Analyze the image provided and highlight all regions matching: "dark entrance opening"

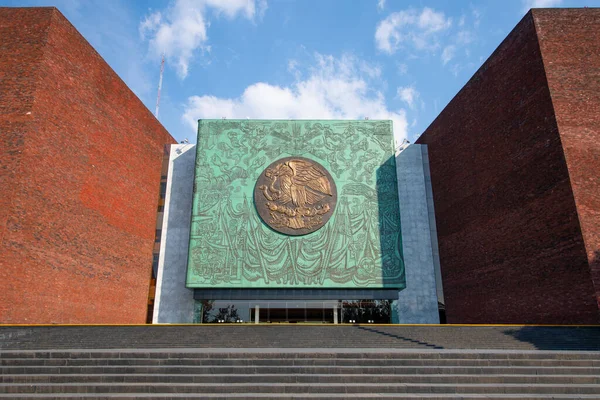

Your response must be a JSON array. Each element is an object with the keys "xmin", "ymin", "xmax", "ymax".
[{"xmin": 199, "ymin": 299, "xmax": 392, "ymax": 324}]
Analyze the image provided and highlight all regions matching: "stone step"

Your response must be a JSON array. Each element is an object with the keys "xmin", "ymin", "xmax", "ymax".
[
  {"xmin": 2, "ymin": 357, "xmax": 599, "ymax": 367},
  {"xmin": 6, "ymin": 341, "xmax": 599, "ymax": 349},
  {"xmin": 3, "ymin": 351, "xmax": 600, "ymax": 360},
  {"xmin": 3, "ymin": 394, "xmax": 600, "ymax": 399},
  {"xmin": 1, "ymin": 382, "xmax": 600, "ymax": 395},
  {"xmin": 8, "ymin": 343, "xmax": 583, "ymax": 348},
  {"xmin": 2, "ymin": 365, "xmax": 599, "ymax": 375},
  {"xmin": 1, "ymin": 373, "xmax": 599, "ymax": 385}
]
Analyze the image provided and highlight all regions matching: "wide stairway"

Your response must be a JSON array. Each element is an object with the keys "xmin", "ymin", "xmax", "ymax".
[{"xmin": 1, "ymin": 325, "xmax": 599, "ymax": 399}]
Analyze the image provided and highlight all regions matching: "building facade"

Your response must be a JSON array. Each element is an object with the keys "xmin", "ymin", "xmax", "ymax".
[
  {"xmin": 152, "ymin": 120, "xmax": 441, "ymax": 324},
  {"xmin": 0, "ymin": 7, "xmax": 175, "ymax": 324},
  {"xmin": 417, "ymin": 8, "xmax": 600, "ymax": 324},
  {"xmin": 1, "ymin": 7, "xmax": 598, "ymax": 325}
]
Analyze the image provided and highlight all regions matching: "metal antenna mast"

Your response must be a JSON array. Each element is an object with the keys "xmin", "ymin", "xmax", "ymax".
[{"xmin": 154, "ymin": 53, "xmax": 165, "ymax": 118}]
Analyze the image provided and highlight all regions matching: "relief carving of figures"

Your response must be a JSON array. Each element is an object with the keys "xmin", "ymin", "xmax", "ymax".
[{"xmin": 188, "ymin": 120, "xmax": 405, "ymax": 288}]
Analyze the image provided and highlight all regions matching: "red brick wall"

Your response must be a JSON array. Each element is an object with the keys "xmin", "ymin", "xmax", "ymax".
[
  {"xmin": 0, "ymin": 8, "xmax": 176, "ymax": 323},
  {"xmin": 416, "ymin": 11, "xmax": 599, "ymax": 324},
  {"xmin": 534, "ymin": 8, "xmax": 600, "ymax": 312},
  {"xmin": 0, "ymin": 8, "xmax": 53, "ymax": 268}
]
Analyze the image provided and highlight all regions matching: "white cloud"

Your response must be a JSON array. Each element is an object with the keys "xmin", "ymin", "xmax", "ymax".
[
  {"xmin": 397, "ymin": 86, "xmax": 419, "ymax": 109},
  {"xmin": 377, "ymin": 0, "xmax": 385, "ymax": 11},
  {"xmin": 256, "ymin": 0, "xmax": 268, "ymax": 19},
  {"xmin": 418, "ymin": 8, "xmax": 452, "ymax": 33},
  {"xmin": 182, "ymin": 53, "xmax": 409, "ymax": 144},
  {"xmin": 359, "ymin": 61, "xmax": 382, "ymax": 79},
  {"xmin": 397, "ymin": 63, "xmax": 408, "ymax": 75},
  {"xmin": 456, "ymin": 30, "xmax": 475, "ymax": 45},
  {"xmin": 523, "ymin": 0, "xmax": 563, "ymax": 12},
  {"xmin": 204, "ymin": 0, "xmax": 257, "ymax": 18},
  {"xmin": 140, "ymin": 0, "xmax": 264, "ymax": 79},
  {"xmin": 439, "ymin": 12, "xmax": 478, "ymax": 69},
  {"xmin": 450, "ymin": 64, "xmax": 462, "ymax": 77},
  {"xmin": 375, "ymin": 7, "xmax": 451, "ymax": 54},
  {"xmin": 287, "ymin": 59, "xmax": 301, "ymax": 80},
  {"xmin": 471, "ymin": 6, "xmax": 482, "ymax": 27},
  {"xmin": 441, "ymin": 45, "xmax": 456, "ymax": 65}
]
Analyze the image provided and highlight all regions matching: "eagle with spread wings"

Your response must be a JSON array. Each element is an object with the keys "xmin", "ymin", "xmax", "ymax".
[{"xmin": 259, "ymin": 159, "xmax": 333, "ymax": 207}]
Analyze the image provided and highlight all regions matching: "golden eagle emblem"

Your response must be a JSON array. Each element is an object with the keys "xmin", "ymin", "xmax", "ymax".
[{"xmin": 255, "ymin": 157, "xmax": 337, "ymax": 235}]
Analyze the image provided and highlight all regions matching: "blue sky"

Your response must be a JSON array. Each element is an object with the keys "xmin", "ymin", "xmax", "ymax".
[{"xmin": 4, "ymin": 0, "xmax": 598, "ymax": 144}]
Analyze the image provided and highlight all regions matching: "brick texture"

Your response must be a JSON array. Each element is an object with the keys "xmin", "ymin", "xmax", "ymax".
[
  {"xmin": 0, "ymin": 8, "xmax": 175, "ymax": 323},
  {"xmin": 416, "ymin": 10, "xmax": 599, "ymax": 324},
  {"xmin": 534, "ymin": 8, "xmax": 600, "ymax": 312}
]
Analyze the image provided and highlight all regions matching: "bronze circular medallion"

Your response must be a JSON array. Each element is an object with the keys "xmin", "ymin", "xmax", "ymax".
[{"xmin": 254, "ymin": 156, "xmax": 337, "ymax": 236}]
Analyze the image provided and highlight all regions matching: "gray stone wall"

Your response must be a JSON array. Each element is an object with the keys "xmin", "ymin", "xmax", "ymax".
[
  {"xmin": 395, "ymin": 144, "xmax": 441, "ymax": 324},
  {"xmin": 152, "ymin": 144, "xmax": 196, "ymax": 323},
  {"xmin": 422, "ymin": 146, "xmax": 444, "ymax": 306}
]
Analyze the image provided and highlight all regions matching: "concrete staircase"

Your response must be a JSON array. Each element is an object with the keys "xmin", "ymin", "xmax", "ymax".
[
  {"xmin": 0, "ymin": 326, "xmax": 599, "ymax": 398},
  {"xmin": 1, "ymin": 349, "xmax": 600, "ymax": 398}
]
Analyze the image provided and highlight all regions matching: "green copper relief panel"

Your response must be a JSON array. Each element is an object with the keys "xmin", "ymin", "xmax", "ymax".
[{"xmin": 186, "ymin": 120, "xmax": 405, "ymax": 289}]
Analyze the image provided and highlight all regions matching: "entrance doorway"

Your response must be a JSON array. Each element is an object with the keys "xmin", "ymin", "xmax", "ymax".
[
  {"xmin": 250, "ymin": 301, "xmax": 336, "ymax": 324},
  {"xmin": 197, "ymin": 300, "xmax": 392, "ymax": 324}
]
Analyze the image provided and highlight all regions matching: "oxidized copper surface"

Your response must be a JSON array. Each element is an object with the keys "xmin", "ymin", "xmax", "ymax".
[{"xmin": 254, "ymin": 157, "xmax": 337, "ymax": 236}]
